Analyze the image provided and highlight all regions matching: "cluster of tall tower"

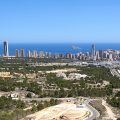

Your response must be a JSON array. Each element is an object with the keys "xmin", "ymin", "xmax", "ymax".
[
  {"xmin": 15, "ymin": 49, "xmax": 25, "ymax": 57},
  {"xmin": 2, "ymin": 41, "xmax": 119, "ymax": 61}
]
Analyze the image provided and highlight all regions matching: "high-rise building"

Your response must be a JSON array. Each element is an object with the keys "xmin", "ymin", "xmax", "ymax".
[
  {"xmin": 27, "ymin": 50, "xmax": 31, "ymax": 57},
  {"xmin": 99, "ymin": 50, "xmax": 103, "ymax": 60},
  {"xmin": 91, "ymin": 44, "xmax": 96, "ymax": 60},
  {"xmin": 15, "ymin": 49, "xmax": 19, "ymax": 57},
  {"xmin": 33, "ymin": 50, "xmax": 38, "ymax": 58},
  {"xmin": 45, "ymin": 52, "xmax": 49, "ymax": 58},
  {"xmin": 3, "ymin": 41, "xmax": 9, "ymax": 56},
  {"xmin": 48, "ymin": 52, "xmax": 52, "ymax": 58},
  {"xmin": 39, "ymin": 51, "xmax": 44, "ymax": 58},
  {"xmin": 66, "ymin": 53, "xmax": 72, "ymax": 59},
  {"xmin": 20, "ymin": 49, "xmax": 25, "ymax": 57},
  {"xmin": 96, "ymin": 51, "xmax": 100, "ymax": 60},
  {"xmin": 109, "ymin": 52, "xmax": 113, "ymax": 61}
]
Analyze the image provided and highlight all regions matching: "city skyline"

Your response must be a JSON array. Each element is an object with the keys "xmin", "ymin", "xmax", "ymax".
[
  {"xmin": 0, "ymin": 0, "xmax": 120, "ymax": 43},
  {"xmin": 1, "ymin": 41, "xmax": 120, "ymax": 61}
]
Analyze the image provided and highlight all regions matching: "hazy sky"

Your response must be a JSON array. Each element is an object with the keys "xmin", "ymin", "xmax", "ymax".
[{"xmin": 0, "ymin": 0, "xmax": 120, "ymax": 43}]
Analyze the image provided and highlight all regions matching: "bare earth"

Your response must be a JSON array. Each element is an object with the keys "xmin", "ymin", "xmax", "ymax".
[
  {"xmin": 45, "ymin": 68, "xmax": 77, "ymax": 73},
  {"xmin": 22, "ymin": 102, "xmax": 90, "ymax": 120}
]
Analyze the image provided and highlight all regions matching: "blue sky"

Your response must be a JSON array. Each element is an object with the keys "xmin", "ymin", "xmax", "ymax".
[{"xmin": 0, "ymin": 0, "xmax": 120, "ymax": 43}]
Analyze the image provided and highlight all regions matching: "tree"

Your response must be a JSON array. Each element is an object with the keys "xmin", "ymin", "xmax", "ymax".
[
  {"xmin": 37, "ymin": 103, "xmax": 44, "ymax": 110},
  {"xmin": 16, "ymin": 100, "xmax": 25, "ymax": 109},
  {"xmin": 26, "ymin": 92, "xmax": 32, "ymax": 98},
  {"xmin": 31, "ymin": 105, "xmax": 37, "ymax": 112},
  {"xmin": 50, "ymin": 99, "xmax": 55, "ymax": 106}
]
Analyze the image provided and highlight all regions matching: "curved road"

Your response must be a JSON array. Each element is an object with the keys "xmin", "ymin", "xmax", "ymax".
[{"xmin": 84, "ymin": 99, "xmax": 100, "ymax": 120}]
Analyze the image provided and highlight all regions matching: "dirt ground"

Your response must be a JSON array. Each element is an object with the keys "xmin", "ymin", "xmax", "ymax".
[{"xmin": 22, "ymin": 102, "xmax": 90, "ymax": 120}]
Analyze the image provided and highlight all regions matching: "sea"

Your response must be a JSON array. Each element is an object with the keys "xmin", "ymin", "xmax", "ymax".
[{"xmin": 0, "ymin": 43, "xmax": 120, "ymax": 56}]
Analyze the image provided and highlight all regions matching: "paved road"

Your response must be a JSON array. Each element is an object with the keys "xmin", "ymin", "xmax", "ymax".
[
  {"xmin": 20, "ymin": 97, "xmax": 76, "ymax": 102},
  {"xmin": 84, "ymin": 99, "xmax": 100, "ymax": 120}
]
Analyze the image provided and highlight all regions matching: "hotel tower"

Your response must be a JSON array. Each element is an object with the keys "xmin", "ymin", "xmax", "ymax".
[{"xmin": 3, "ymin": 41, "xmax": 9, "ymax": 56}]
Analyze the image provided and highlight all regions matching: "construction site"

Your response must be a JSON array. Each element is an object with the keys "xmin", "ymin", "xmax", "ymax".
[{"xmin": 23, "ymin": 99, "xmax": 91, "ymax": 120}]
